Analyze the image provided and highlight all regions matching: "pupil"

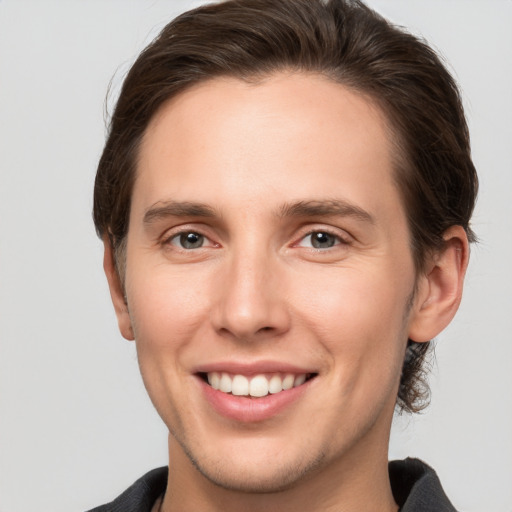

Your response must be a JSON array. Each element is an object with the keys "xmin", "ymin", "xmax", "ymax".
[
  {"xmin": 180, "ymin": 232, "xmax": 203, "ymax": 249},
  {"xmin": 312, "ymin": 232, "xmax": 335, "ymax": 248}
]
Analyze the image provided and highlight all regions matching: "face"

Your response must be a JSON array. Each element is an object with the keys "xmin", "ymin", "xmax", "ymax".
[{"xmin": 119, "ymin": 73, "xmax": 422, "ymax": 491}]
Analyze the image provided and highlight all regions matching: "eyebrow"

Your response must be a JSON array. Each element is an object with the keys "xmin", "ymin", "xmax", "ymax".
[
  {"xmin": 278, "ymin": 199, "xmax": 375, "ymax": 224},
  {"xmin": 143, "ymin": 200, "xmax": 217, "ymax": 225},
  {"xmin": 142, "ymin": 198, "xmax": 375, "ymax": 225}
]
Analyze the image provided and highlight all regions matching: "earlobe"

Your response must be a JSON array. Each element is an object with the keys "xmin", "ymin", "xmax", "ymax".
[
  {"xmin": 103, "ymin": 236, "xmax": 135, "ymax": 341},
  {"xmin": 408, "ymin": 226, "xmax": 469, "ymax": 343}
]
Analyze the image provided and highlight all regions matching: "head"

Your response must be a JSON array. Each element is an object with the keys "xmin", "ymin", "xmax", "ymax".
[{"xmin": 94, "ymin": 0, "xmax": 477, "ymax": 416}]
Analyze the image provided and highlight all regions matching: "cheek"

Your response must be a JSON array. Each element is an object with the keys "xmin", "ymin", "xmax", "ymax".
[
  {"xmin": 298, "ymin": 264, "xmax": 409, "ymax": 328},
  {"xmin": 126, "ymin": 266, "xmax": 211, "ymax": 357},
  {"xmin": 124, "ymin": 267, "xmax": 213, "ymax": 425},
  {"xmin": 294, "ymin": 265, "xmax": 411, "ymax": 375}
]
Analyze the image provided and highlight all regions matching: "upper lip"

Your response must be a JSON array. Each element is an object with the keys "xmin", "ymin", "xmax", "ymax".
[{"xmin": 193, "ymin": 360, "xmax": 317, "ymax": 376}]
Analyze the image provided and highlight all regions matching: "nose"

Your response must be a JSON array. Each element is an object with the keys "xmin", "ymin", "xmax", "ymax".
[{"xmin": 211, "ymin": 248, "xmax": 291, "ymax": 342}]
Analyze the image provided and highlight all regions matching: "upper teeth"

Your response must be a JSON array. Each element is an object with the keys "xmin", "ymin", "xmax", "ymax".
[{"xmin": 207, "ymin": 372, "xmax": 307, "ymax": 397}]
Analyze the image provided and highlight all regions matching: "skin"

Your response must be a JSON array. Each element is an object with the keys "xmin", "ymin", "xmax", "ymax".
[{"xmin": 104, "ymin": 73, "xmax": 469, "ymax": 512}]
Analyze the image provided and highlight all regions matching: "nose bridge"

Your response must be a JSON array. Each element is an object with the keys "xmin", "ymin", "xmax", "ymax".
[{"xmin": 213, "ymin": 240, "xmax": 289, "ymax": 340}]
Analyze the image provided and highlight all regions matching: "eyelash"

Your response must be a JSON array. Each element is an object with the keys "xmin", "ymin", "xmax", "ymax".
[
  {"xmin": 294, "ymin": 229, "xmax": 351, "ymax": 250},
  {"xmin": 163, "ymin": 230, "xmax": 216, "ymax": 250},
  {"xmin": 160, "ymin": 227, "xmax": 351, "ymax": 252}
]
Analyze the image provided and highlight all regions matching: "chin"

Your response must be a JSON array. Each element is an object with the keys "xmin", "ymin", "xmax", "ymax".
[{"xmin": 179, "ymin": 437, "xmax": 327, "ymax": 493}]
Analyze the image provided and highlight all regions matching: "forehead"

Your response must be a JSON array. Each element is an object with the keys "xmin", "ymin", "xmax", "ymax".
[{"xmin": 134, "ymin": 73, "xmax": 402, "ymax": 224}]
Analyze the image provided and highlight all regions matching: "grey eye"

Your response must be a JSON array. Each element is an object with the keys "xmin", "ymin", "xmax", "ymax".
[
  {"xmin": 179, "ymin": 232, "xmax": 204, "ymax": 249},
  {"xmin": 310, "ymin": 232, "xmax": 337, "ymax": 249}
]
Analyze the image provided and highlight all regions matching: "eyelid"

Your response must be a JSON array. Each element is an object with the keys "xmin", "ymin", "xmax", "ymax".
[
  {"xmin": 160, "ymin": 224, "xmax": 219, "ymax": 248},
  {"xmin": 169, "ymin": 233, "xmax": 215, "ymax": 248},
  {"xmin": 292, "ymin": 225, "xmax": 353, "ymax": 248},
  {"xmin": 158, "ymin": 223, "xmax": 352, "ymax": 250}
]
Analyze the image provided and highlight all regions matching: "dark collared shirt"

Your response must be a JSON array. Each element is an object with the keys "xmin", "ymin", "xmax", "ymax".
[{"xmin": 87, "ymin": 458, "xmax": 457, "ymax": 511}]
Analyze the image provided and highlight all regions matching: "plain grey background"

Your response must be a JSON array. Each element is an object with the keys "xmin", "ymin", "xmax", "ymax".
[{"xmin": 0, "ymin": 1, "xmax": 511, "ymax": 511}]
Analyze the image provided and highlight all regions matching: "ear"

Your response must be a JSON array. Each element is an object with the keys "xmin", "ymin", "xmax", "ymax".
[
  {"xmin": 103, "ymin": 236, "xmax": 134, "ymax": 341},
  {"xmin": 408, "ymin": 226, "xmax": 469, "ymax": 343}
]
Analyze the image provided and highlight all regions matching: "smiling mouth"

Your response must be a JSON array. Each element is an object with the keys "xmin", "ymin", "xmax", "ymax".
[{"xmin": 199, "ymin": 372, "xmax": 317, "ymax": 398}]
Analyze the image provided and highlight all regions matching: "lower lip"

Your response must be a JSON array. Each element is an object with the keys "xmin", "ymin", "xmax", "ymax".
[{"xmin": 198, "ymin": 376, "xmax": 312, "ymax": 423}]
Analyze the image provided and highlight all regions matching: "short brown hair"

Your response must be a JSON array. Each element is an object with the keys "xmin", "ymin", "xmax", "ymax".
[{"xmin": 93, "ymin": 0, "xmax": 478, "ymax": 413}]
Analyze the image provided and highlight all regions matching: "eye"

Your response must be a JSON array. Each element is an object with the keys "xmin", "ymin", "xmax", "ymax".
[
  {"xmin": 298, "ymin": 231, "xmax": 343, "ymax": 249},
  {"xmin": 169, "ymin": 231, "xmax": 208, "ymax": 249}
]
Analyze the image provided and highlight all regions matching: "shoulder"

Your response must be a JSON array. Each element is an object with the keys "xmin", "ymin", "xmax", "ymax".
[
  {"xmin": 86, "ymin": 467, "xmax": 168, "ymax": 512},
  {"xmin": 389, "ymin": 458, "xmax": 457, "ymax": 512}
]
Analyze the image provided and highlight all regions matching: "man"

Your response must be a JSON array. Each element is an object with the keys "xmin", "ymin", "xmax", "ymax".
[{"xmin": 89, "ymin": 0, "xmax": 477, "ymax": 510}]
